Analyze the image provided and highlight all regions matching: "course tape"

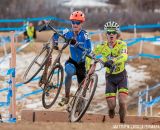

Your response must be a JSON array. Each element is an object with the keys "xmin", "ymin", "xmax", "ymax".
[
  {"xmin": 0, "ymin": 16, "xmax": 70, "ymax": 24},
  {"xmin": 0, "ymin": 16, "xmax": 160, "ymax": 31},
  {"xmin": 91, "ymin": 36, "xmax": 160, "ymax": 47},
  {"xmin": 0, "ymin": 68, "xmax": 15, "ymax": 76},
  {"xmin": 138, "ymin": 53, "xmax": 160, "ymax": 59},
  {"xmin": 145, "ymin": 96, "xmax": 160, "ymax": 107},
  {"xmin": 0, "ymin": 76, "xmax": 41, "ymax": 93},
  {"xmin": 0, "ymin": 39, "xmax": 32, "ymax": 64},
  {"xmin": 0, "ymin": 70, "xmax": 62, "ymax": 94},
  {"xmin": 129, "ymin": 53, "xmax": 160, "ymax": 60},
  {"xmin": 0, "ymin": 26, "xmax": 25, "ymax": 31},
  {"xmin": 1, "ymin": 118, "xmax": 16, "ymax": 123},
  {"xmin": 120, "ymin": 23, "xmax": 160, "ymax": 31},
  {"xmin": 0, "ymin": 76, "xmax": 41, "ymax": 107},
  {"xmin": 16, "ymin": 76, "xmax": 77, "ymax": 100},
  {"xmin": 0, "ymin": 16, "xmax": 70, "ymax": 31},
  {"xmin": 126, "ymin": 36, "xmax": 160, "ymax": 46},
  {"xmin": 139, "ymin": 83, "xmax": 160, "ymax": 97},
  {"xmin": 0, "ymin": 102, "xmax": 10, "ymax": 107}
]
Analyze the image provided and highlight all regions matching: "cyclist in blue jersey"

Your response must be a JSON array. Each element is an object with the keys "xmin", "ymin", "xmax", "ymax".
[{"xmin": 52, "ymin": 11, "xmax": 91, "ymax": 106}]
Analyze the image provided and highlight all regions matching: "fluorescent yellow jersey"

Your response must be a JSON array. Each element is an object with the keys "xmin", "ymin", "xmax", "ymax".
[
  {"xmin": 26, "ymin": 26, "xmax": 35, "ymax": 38},
  {"xmin": 86, "ymin": 39, "xmax": 128, "ymax": 74}
]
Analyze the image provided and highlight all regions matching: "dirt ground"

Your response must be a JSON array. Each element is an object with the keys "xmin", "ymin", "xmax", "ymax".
[{"xmin": 0, "ymin": 121, "xmax": 160, "ymax": 130}]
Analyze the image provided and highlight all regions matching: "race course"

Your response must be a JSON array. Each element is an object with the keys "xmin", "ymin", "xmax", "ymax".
[{"xmin": 1, "ymin": 110, "xmax": 160, "ymax": 130}]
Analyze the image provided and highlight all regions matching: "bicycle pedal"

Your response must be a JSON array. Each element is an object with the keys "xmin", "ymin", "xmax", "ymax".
[
  {"xmin": 46, "ymin": 92, "xmax": 49, "ymax": 97},
  {"xmin": 53, "ymin": 85, "xmax": 58, "ymax": 89},
  {"xmin": 66, "ymin": 106, "xmax": 71, "ymax": 112}
]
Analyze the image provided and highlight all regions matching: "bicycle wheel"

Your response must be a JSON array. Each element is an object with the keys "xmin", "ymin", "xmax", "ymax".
[
  {"xmin": 69, "ymin": 74, "xmax": 98, "ymax": 122},
  {"xmin": 42, "ymin": 64, "xmax": 64, "ymax": 109},
  {"xmin": 23, "ymin": 44, "xmax": 53, "ymax": 84}
]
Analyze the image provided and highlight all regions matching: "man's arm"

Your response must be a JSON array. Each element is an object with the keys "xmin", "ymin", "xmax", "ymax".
[{"xmin": 85, "ymin": 43, "xmax": 103, "ymax": 71}]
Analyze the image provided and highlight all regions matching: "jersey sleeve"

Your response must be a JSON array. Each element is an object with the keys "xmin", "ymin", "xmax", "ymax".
[
  {"xmin": 85, "ymin": 43, "xmax": 103, "ymax": 71},
  {"xmin": 84, "ymin": 32, "xmax": 91, "ymax": 54},
  {"xmin": 52, "ymin": 28, "xmax": 70, "ymax": 45},
  {"xmin": 84, "ymin": 32, "xmax": 92, "ymax": 71}
]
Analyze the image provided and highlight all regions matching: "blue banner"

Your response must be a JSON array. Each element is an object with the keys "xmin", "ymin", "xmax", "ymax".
[
  {"xmin": 140, "ymin": 83, "xmax": 160, "ymax": 97},
  {"xmin": 120, "ymin": 24, "xmax": 160, "ymax": 31},
  {"xmin": 125, "ymin": 36, "xmax": 160, "ymax": 46},
  {"xmin": 138, "ymin": 53, "xmax": 160, "ymax": 59},
  {"xmin": 145, "ymin": 96, "xmax": 160, "ymax": 107},
  {"xmin": 0, "ymin": 16, "xmax": 160, "ymax": 31},
  {"xmin": 0, "ymin": 16, "xmax": 70, "ymax": 23}
]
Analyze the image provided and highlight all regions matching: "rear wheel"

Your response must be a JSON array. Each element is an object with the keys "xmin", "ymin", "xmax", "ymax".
[
  {"xmin": 42, "ymin": 64, "xmax": 64, "ymax": 109},
  {"xmin": 23, "ymin": 44, "xmax": 53, "ymax": 84},
  {"xmin": 69, "ymin": 74, "xmax": 98, "ymax": 122}
]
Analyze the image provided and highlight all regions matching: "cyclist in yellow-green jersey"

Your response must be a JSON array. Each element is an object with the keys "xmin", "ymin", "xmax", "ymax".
[{"xmin": 87, "ymin": 21, "xmax": 128, "ymax": 123}]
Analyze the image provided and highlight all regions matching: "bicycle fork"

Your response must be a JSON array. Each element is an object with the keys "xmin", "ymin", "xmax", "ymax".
[{"xmin": 39, "ymin": 54, "xmax": 52, "ymax": 88}]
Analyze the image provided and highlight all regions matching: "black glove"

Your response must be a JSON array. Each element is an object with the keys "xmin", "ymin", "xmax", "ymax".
[
  {"xmin": 104, "ymin": 60, "xmax": 113, "ymax": 68},
  {"xmin": 53, "ymin": 45, "xmax": 59, "ymax": 50},
  {"xmin": 69, "ymin": 39, "xmax": 76, "ymax": 45}
]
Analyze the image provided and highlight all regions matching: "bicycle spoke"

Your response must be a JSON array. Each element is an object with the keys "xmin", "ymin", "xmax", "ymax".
[
  {"xmin": 23, "ymin": 46, "xmax": 52, "ymax": 83},
  {"xmin": 42, "ymin": 65, "xmax": 63, "ymax": 109},
  {"xmin": 69, "ymin": 74, "xmax": 98, "ymax": 122},
  {"xmin": 35, "ymin": 61, "xmax": 41, "ymax": 67}
]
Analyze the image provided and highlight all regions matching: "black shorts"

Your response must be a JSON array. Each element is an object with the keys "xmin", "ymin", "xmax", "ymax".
[
  {"xmin": 105, "ymin": 69, "xmax": 128, "ymax": 98},
  {"xmin": 65, "ymin": 58, "xmax": 86, "ymax": 84}
]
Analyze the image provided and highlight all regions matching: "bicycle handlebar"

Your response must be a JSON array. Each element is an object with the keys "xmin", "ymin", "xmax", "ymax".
[
  {"xmin": 39, "ymin": 20, "xmax": 68, "ymax": 41},
  {"xmin": 39, "ymin": 20, "xmax": 72, "ymax": 51},
  {"xmin": 77, "ymin": 44, "xmax": 115, "ymax": 74},
  {"xmin": 39, "ymin": 24, "xmax": 47, "ymax": 32},
  {"xmin": 76, "ymin": 44, "xmax": 104, "ymax": 64}
]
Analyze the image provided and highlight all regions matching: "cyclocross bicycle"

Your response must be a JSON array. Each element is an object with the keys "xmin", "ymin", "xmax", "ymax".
[
  {"xmin": 23, "ymin": 21, "xmax": 70, "ymax": 109},
  {"xmin": 67, "ymin": 45, "xmax": 115, "ymax": 122}
]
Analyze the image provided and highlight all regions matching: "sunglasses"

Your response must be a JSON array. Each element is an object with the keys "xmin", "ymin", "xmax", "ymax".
[
  {"xmin": 106, "ymin": 31, "xmax": 117, "ymax": 35},
  {"xmin": 71, "ymin": 21, "xmax": 81, "ymax": 25}
]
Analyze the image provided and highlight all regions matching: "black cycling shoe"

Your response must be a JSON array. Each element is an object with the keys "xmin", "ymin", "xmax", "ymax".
[
  {"xmin": 108, "ymin": 109, "xmax": 115, "ymax": 119},
  {"xmin": 119, "ymin": 111, "xmax": 125, "ymax": 123},
  {"xmin": 58, "ymin": 97, "xmax": 69, "ymax": 106},
  {"xmin": 120, "ymin": 119, "xmax": 125, "ymax": 123}
]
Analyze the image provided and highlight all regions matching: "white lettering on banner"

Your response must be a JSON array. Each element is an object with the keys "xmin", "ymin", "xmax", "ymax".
[{"xmin": 112, "ymin": 124, "xmax": 160, "ymax": 129}]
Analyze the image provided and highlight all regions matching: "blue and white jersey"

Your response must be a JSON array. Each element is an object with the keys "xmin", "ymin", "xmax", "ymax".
[{"xmin": 53, "ymin": 28, "xmax": 91, "ymax": 63}]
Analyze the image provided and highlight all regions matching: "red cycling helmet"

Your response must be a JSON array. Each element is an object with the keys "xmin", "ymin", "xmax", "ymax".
[{"xmin": 69, "ymin": 11, "xmax": 85, "ymax": 22}]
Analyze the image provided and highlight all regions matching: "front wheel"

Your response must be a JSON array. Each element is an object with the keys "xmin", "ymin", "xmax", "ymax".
[
  {"xmin": 42, "ymin": 64, "xmax": 64, "ymax": 109},
  {"xmin": 69, "ymin": 74, "xmax": 98, "ymax": 122},
  {"xmin": 23, "ymin": 44, "xmax": 53, "ymax": 84}
]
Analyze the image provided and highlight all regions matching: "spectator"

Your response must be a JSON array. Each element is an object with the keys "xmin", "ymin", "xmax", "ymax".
[{"xmin": 24, "ymin": 22, "xmax": 36, "ymax": 42}]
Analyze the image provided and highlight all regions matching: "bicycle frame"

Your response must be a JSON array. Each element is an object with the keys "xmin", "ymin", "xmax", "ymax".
[
  {"xmin": 39, "ymin": 21, "xmax": 70, "ymax": 88},
  {"xmin": 81, "ymin": 60, "xmax": 97, "ymax": 90},
  {"xmin": 48, "ymin": 42, "xmax": 69, "ymax": 72}
]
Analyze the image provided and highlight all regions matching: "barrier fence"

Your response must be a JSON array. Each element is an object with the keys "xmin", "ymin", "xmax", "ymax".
[
  {"xmin": 0, "ymin": 16, "xmax": 160, "ymax": 31},
  {"xmin": 0, "ymin": 32, "xmax": 16, "ymax": 123},
  {"xmin": 138, "ymin": 84, "xmax": 160, "ymax": 117}
]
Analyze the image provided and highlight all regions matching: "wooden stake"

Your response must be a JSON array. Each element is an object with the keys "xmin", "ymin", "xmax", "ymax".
[{"xmin": 10, "ymin": 31, "xmax": 16, "ymax": 119}]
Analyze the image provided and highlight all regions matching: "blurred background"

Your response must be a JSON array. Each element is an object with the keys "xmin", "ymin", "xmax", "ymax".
[
  {"xmin": 0, "ymin": 0, "xmax": 160, "ymax": 122},
  {"xmin": 0, "ymin": 0, "xmax": 160, "ymax": 30}
]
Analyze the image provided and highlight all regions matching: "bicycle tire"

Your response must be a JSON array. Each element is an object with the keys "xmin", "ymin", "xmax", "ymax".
[
  {"xmin": 42, "ymin": 64, "xmax": 64, "ymax": 109},
  {"xmin": 69, "ymin": 74, "xmax": 98, "ymax": 122},
  {"xmin": 23, "ymin": 45, "xmax": 53, "ymax": 84}
]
